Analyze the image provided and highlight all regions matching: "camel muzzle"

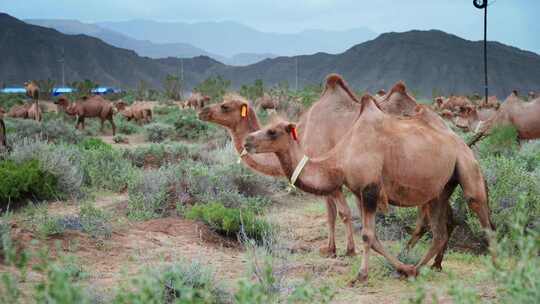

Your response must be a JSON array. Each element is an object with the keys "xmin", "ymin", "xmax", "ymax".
[
  {"xmin": 198, "ymin": 107, "xmax": 212, "ymax": 121},
  {"xmin": 243, "ymin": 137, "xmax": 256, "ymax": 153}
]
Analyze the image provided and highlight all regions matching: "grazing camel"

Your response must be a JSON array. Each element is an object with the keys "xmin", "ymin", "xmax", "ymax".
[
  {"xmin": 256, "ymin": 93, "xmax": 278, "ymax": 112},
  {"xmin": 244, "ymin": 94, "xmax": 494, "ymax": 282},
  {"xmin": 57, "ymin": 95, "xmax": 116, "ymax": 135},
  {"xmin": 115, "ymin": 101, "xmax": 152, "ymax": 124},
  {"xmin": 200, "ymin": 75, "xmax": 457, "ymax": 268},
  {"xmin": 186, "ymin": 93, "xmax": 210, "ymax": 109},
  {"xmin": 453, "ymin": 105, "xmax": 497, "ymax": 132},
  {"xmin": 7, "ymin": 104, "xmax": 31, "ymax": 119},
  {"xmin": 474, "ymin": 92, "xmax": 540, "ymax": 140},
  {"xmin": 24, "ymin": 81, "xmax": 41, "ymax": 122}
]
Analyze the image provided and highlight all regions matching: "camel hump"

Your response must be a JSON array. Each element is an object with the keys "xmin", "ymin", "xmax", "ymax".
[
  {"xmin": 360, "ymin": 94, "xmax": 383, "ymax": 113},
  {"xmin": 324, "ymin": 73, "xmax": 360, "ymax": 103},
  {"xmin": 390, "ymin": 81, "xmax": 407, "ymax": 94}
]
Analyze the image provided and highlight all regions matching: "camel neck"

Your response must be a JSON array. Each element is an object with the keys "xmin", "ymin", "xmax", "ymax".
[
  {"xmin": 276, "ymin": 142, "xmax": 342, "ymax": 196},
  {"xmin": 229, "ymin": 115, "xmax": 283, "ymax": 177}
]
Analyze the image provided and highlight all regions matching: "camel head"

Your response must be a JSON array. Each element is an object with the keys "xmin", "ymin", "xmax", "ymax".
[
  {"xmin": 115, "ymin": 101, "xmax": 128, "ymax": 111},
  {"xmin": 198, "ymin": 94, "xmax": 255, "ymax": 129},
  {"xmin": 244, "ymin": 120, "xmax": 299, "ymax": 155},
  {"xmin": 454, "ymin": 105, "xmax": 478, "ymax": 131},
  {"xmin": 529, "ymin": 91, "xmax": 537, "ymax": 100},
  {"xmin": 376, "ymin": 89, "xmax": 386, "ymax": 97}
]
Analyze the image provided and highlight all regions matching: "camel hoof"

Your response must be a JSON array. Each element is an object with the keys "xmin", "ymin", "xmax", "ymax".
[
  {"xmin": 431, "ymin": 263, "xmax": 443, "ymax": 272},
  {"xmin": 319, "ymin": 246, "xmax": 337, "ymax": 258},
  {"xmin": 344, "ymin": 248, "xmax": 357, "ymax": 257},
  {"xmin": 348, "ymin": 272, "xmax": 368, "ymax": 287},
  {"xmin": 398, "ymin": 264, "xmax": 417, "ymax": 278}
]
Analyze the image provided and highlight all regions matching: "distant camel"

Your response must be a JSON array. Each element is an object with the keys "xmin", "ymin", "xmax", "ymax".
[
  {"xmin": 115, "ymin": 101, "xmax": 152, "ymax": 124},
  {"xmin": 24, "ymin": 81, "xmax": 41, "ymax": 122},
  {"xmin": 57, "ymin": 95, "xmax": 116, "ymax": 135}
]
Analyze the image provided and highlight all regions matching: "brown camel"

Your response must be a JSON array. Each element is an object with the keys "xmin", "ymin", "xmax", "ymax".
[
  {"xmin": 24, "ymin": 81, "xmax": 41, "ymax": 122},
  {"xmin": 116, "ymin": 101, "xmax": 152, "ymax": 124},
  {"xmin": 186, "ymin": 93, "xmax": 210, "ymax": 109},
  {"xmin": 57, "ymin": 95, "xmax": 116, "ymax": 135},
  {"xmin": 7, "ymin": 104, "xmax": 31, "ymax": 119},
  {"xmin": 200, "ymin": 75, "xmax": 457, "ymax": 268},
  {"xmin": 528, "ymin": 91, "xmax": 537, "ymax": 100},
  {"xmin": 377, "ymin": 81, "xmax": 417, "ymax": 116},
  {"xmin": 478, "ymin": 96, "xmax": 500, "ymax": 109},
  {"xmin": 244, "ymin": 94, "xmax": 494, "ymax": 282},
  {"xmin": 256, "ymin": 93, "xmax": 279, "ymax": 112},
  {"xmin": 453, "ymin": 105, "xmax": 497, "ymax": 132},
  {"xmin": 475, "ymin": 92, "xmax": 540, "ymax": 140},
  {"xmin": 439, "ymin": 95, "xmax": 473, "ymax": 113}
]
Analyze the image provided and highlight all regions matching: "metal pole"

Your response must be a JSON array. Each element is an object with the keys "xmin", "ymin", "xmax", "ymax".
[
  {"xmin": 295, "ymin": 57, "xmax": 298, "ymax": 91},
  {"xmin": 474, "ymin": 0, "xmax": 488, "ymax": 104}
]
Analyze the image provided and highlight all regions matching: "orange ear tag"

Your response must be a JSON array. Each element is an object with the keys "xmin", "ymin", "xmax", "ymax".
[
  {"xmin": 291, "ymin": 127, "xmax": 298, "ymax": 141},
  {"xmin": 241, "ymin": 105, "xmax": 248, "ymax": 118}
]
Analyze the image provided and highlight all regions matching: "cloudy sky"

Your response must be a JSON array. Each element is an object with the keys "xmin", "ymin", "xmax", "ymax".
[{"xmin": 2, "ymin": 0, "xmax": 539, "ymax": 53}]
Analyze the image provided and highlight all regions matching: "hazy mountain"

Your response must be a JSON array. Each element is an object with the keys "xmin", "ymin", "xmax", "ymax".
[
  {"xmin": 25, "ymin": 19, "xmax": 220, "ymax": 60},
  {"xmin": 97, "ymin": 19, "xmax": 377, "ymax": 57},
  {"xmin": 3, "ymin": 14, "xmax": 539, "ymax": 98}
]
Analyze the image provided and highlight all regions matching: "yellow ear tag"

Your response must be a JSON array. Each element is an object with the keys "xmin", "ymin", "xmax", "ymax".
[{"xmin": 241, "ymin": 104, "xmax": 248, "ymax": 118}]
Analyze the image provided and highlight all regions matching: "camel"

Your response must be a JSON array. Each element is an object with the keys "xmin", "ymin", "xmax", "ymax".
[
  {"xmin": 478, "ymin": 96, "xmax": 500, "ymax": 110},
  {"xmin": 474, "ymin": 92, "xmax": 540, "ymax": 140},
  {"xmin": 453, "ymin": 105, "xmax": 497, "ymax": 132},
  {"xmin": 115, "ymin": 101, "xmax": 152, "ymax": 124},
  {"xmin": 244, "ymin": 94, "xmax": 494, "ymax": 282},
  {"xmin": 437, "ymin": 95, "xmax": 473, "ymax": 113},
  {"xmin": 528, "ymin": 91, "xmax": 537, "ymax": 100},
  {"xmin": 200, "ymin": 75, "xmax": 457, "ymax": 268},
  {"xmin": 373, "ymin": 89, "xmax": 387, "ymax": 103},
  {"xmin": 186, "ymin": 93, "xmax": 210, "ymax": 109},
  {"xmin": 57, "ymin": 95, "xmax": 116, "ymax": 135},
  {"xmin": 377, "ymin": 81, "xmax": 417, "ymax": 116},
  {"xmin": 256, "ymin": 93, "xmax": 278, "ymax": 112},
  {"xmin": 24, "ymin": 81, "xmax": 41, "ymax": 122},
  {"xmin": 7, "ymin": 103, "xmax": 31, "ymax": 119}
]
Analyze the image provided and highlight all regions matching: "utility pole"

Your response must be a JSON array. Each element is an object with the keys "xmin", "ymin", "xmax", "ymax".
[
  {"xmin": 181, "ymin": 58, "xmax": 184, "ymax": 82},
  {"xmin": 58, "ymin": 47, "xmax": 65, "ymax": 87},
  {"xmin": 474, "ymin": 0, "xmax": 488, "ymax": 105}
]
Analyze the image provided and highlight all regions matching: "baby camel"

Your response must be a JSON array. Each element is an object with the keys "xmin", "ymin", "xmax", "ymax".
[{"xmin": 244, "ymin": 94, "xmax": 494, "ymax": 282}]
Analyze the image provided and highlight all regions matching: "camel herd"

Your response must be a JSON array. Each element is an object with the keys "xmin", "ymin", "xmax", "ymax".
[{"xmin": 199, "ymin": 74, "xmax": 540, "ymax": 284}]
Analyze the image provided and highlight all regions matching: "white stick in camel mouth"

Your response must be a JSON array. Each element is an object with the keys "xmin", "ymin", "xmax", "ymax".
[{"xmin": 288, "ymin": 155, "xmax": 309, "ymax": 191}]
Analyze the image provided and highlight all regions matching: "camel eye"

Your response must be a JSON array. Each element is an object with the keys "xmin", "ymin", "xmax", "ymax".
[
  {"xmin": 267, "ymin": 129, "xmax": 277, "ymax": 138},
  {"xmin": 221, "ymin": 104, "xmax": 230, "ymax": 112}
]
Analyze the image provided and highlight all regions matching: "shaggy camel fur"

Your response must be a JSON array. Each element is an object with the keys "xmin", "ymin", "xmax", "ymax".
[
  {"xmin": 57, "ymin": 95, "xmax": 116, "ymax": 135},
  {"xmin": 474, "ymin": 92, "xmax": 540, "ymax": 140},
  {"xmin": 24, "ymin": 81, "xmax": 41, "ymax": 122},
  {"xmin": 256, "ymin": 93, "xmax": 278, "ymax": 111},
  {"xmin": 244, "ymin": 94, "xmax": 494, "ymax": 282},
  {"xmin": 454, "ymin": 105, "xmax": 497, "ymax": 132},
  {"xmin": 201, "ymin": 75, "xmax": 457, "ymax": 268},
  {"xmin": 116, "ymin": 101, "xmax": 152, "ymax": 124},
  {"xmin": 7, "ymin": 104, "xmax": 31, "ymax": 119}
]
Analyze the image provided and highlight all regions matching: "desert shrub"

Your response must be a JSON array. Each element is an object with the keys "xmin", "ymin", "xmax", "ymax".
[
  {"xmin": 115, "ymin": 116, "xmax": 141, "ymax": 135},
  {"xmin": 476, "ymin": 125, "xmax": 519, "ymax": 158},
  {"xmin": 127, "ymin": 168, "xmax": 173, "ymax": 220},
  {"xmin": 144, "ymin": 123, "xmax": 173, "ymax": 143},
  {"xmin": 153, "ymin": 105, "xmax": 178, "ymax": 116},
  {"xmin": 80, "ymin": 143, "xmax": 134, "ymax": 192},
  {"xmin": 78, "ymin": 137, "xmax": 112, "ymax": 151},
  {"xmin": 113, "ymin": 134, "xmax": 129, "ymax": 144},
  {"xmin": 25, "ymin": 204, "xmax": 65, "ymax": 237},
  {"xmin": 0, "ymin": 159, "xmax": 58, "ymax": 204},
  {"xmin": 112, "ymin": 261, "xmax": 226, "ymax": 304},
  {"xmin": 79, "ymin": 203, "xmax": 112, "ymax": 239},
  {"xmin": 173, "ymin": 109, "xmax": 213, "ymax": 140},
  {"xmin": 185, "ymin": 202, "xmax": 274, "ymax": 243},
  {"xmin": 4, "ymin": 118, "xmax": 81, "ymax": 144},
  {"xmin": 123, "ymin": 142, "xmax": 199, "ymax": 168},
  {"xmin": 0, "ymin": 94, "xmax": 25, "ymax": 110},
  {"xmin": 517, "ymin": 140, "xmax": 540, "ymax": 172},
  {"xmin": 8, "ymin": 139, "xmax": 85, "ymax": 199}
]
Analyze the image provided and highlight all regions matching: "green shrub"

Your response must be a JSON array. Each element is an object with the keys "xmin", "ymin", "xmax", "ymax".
[
  {"xmin": 194, "ymin": 75, "xmax": 230, "ymax": 103},
  {"xmin": 113, "ymin": 134, "xmax": 129, "ymax": 144},
  {"xmin": 0, "ymin": 159, "xmax": 58, "ymax": 203},
  {"xmin": 477, "ymin": 125, "xmax": 519, "ymax": 158},
  {"xmin": 122, "ymin": 142, "xmax": 201, "ymax": 168},
  {"xmin": 78, "ymin": 137, "xmax": 112, "ymax": 151},
  {"xmin": 127, "ymin": 168, "xmax": 172, "ymax": 220},
  {"xmin": 4, "ymin": 118, "xmax": 82, "ymax": 144},
  {"xmin": 9, "ymin": 139, "xmax": 85, "ymax": 200},
  {"xmin": 0, "ymin": 94, "xmax": 25, "ymax": 110},
  {"xmin": 116, "ymin": 116, "xmax": 141, "ymax": 135},
  {"xmin": 144, "ymin": 123, "xmax": 173, "ymax": 143},
  {"xmin": 80, "ymin": 146, "xmax": 134, "ymax": 192},
  {"xmin": 79, "ymin": 203, "xmax": 112, "ymax": 239},
  {"xmin": 173, "ymin": 110, "xmax": 213, "ymax": 140},
  {"xmin": 112, "ymin": 261, "xmax": 226, "ymax": 304},
  {"xmin": 25, "ymin": 205, "xmax": 65, "ymax": 237},
  {"xmin": 153, "ymin": 105, "xmax": 178, "ymax": 116},
  {"xmin": 185, "ymin": 202, "xmax": 273, "ymax": 243}
]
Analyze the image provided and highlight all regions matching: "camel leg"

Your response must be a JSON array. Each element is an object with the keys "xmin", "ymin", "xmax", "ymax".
[
  {"xmin": 406, "ymin": 207, "xmax": 429, "ymax": 251},
  {"xmin": 110, "ymin": 116, "xmax": 116, "ymax": 136},
  {"xmin": 334, "ymin": 190, "xmax": 356, "ymax": 256},
  {"xmin": 414, "ymin": 198, "xmax": 449, "ymax": 271},
  {"xmin": 320, "ymin": 196, "xmax": 337, "ymax": 258},
  {"xmin": 351, "ymin": 184, "xmax": 415, "ymax": 285},
  {"xmin": 100, "ymin": 118, "xmax": 105, "ymax": 132},
  {"xmin": 432, "ymin": 207, "xmax": 455, "ymax": 271}
]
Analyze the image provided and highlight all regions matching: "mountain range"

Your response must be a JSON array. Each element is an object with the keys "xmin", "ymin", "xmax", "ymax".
[{"xmin": 2, "ymin": 13, "xmax": 539, "ymax": 98}]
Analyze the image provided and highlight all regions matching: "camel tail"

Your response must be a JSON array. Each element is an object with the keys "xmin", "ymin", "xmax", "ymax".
[{"xmin": 324, "ymin": 73, "xmax": 361, "ymax": 103}]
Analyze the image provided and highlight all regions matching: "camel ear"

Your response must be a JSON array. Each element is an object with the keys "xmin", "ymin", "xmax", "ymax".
[{"xmin": 285, "ymin": 123, "xmax": 298, "ymax": 141}]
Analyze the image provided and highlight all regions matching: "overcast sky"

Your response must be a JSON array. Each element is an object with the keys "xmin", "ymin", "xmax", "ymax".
[{"xmin": 2, "ymin": 0, "xmax": 539, "ymax": 53}]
